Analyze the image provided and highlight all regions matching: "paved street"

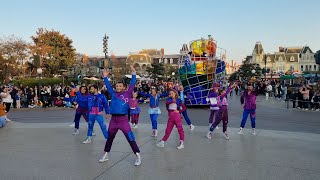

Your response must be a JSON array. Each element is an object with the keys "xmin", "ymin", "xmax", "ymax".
[
  {"xmin": 9, "ymin": 94, "xmax": 320, "ymax": 134},
  {"xmin": 1, "ymin": 94, "xmax": 320, "ymax": 180}
]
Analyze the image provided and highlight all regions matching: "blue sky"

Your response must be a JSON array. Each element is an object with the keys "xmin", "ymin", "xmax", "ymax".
[{"xmin": 1, "ymin": 0, "xmax": 319, "ymax": 62}]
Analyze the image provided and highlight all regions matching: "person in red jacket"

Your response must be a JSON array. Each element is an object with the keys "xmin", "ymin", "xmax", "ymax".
[{"xmin": 156, "ymin": 90, "xmax": 186, "ymax": 149}]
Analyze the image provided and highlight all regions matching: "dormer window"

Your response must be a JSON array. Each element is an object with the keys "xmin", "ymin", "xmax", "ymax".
[
  {"xmin": 278, "ymin": 56, "xmax": 283, "ymax": 61},
  {"xmin": 267, "ymin": 57, "xmax": 271, "ymax": 62},
  {"xmin": 290, "ymin": 56, "xmax": 295, "ymax": 62}
]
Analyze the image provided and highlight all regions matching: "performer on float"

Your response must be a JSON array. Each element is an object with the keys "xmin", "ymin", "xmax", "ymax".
[
  {"xmin": 100, "ymin": 65, "xmax": 141, "ymax": 166},
  {"xmin": 206, "ymin": 83, "xmax": 236, "ymax": 140},
  {"xmin": 206, "ymin": 83, "xmax": 221, "ymax": 129},
  {"xmin": 178, "ymin": 85, "xmax": 195, "ymax": 130},
  {"xmin": 82, "ymin": 84, "xmax": 109, "ymax": 144},
  {"xmin": 129, "ymin": 92, "xmax": 140, "ymax": 129},
  {"xmin": 139, "ymin": 88, "xmax": 168, "ymax": 137},
  {"xmin": 238, "ymin": 81, "xmax": 267, "ymax": 135},
  {"xmin": 156, "ymin": 90, "xmax": 186, "ymax": 149},
  {"xmin": 70, "ymin": 82, "xmax": 91, "ymax": 135}
]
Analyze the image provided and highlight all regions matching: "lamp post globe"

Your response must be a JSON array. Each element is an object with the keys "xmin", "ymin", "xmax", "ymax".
[
  {"xmin": 172, "ymin": 72, "xmax": 175, "ymax": 76},
  {"xmin": 251, "ymin": 69, "xmax": 256, "ymax": 74},
  {"xmin": 37, "ymin": 68, "xmax": 43, "ymax": 75}
]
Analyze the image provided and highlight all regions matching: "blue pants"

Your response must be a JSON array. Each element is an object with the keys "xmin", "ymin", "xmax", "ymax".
[
  {"xmin": 74, "ymin": 112, "xmax": 88, "ymax": 129},
  {"xmin": 182, "ymin": 110, "xmax": 192, "ymax": 125},
  {"xmin": 87, "ymin": 114, "xmax": 108, "ymax": 139},
  {"xmin": 150, "ymin": 114, "xmax": 158, "ymax": 129},
  {"xmin": 240, "ymin": 109, "xmax": 256, "ymax": 128}
]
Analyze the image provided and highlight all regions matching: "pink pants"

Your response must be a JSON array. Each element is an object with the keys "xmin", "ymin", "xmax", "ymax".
[{"xmin": 162, "ymin": 111, "xmax": 185, "ymax": 141}]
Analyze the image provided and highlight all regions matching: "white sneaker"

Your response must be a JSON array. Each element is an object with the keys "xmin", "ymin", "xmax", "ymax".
[
  {"xmin": 82, "ymin": 137, "xmax": 92, "ymax": 144},
  {"xmin": 133, "ymin": 124, "xmax": 138, "ymax": 129},
  {"xmin": 73, "ymin": 129, "xmax": 79, "ymax": 135},
  {"xmin": 69, "ymin": 122, "xmax": 75, "ymax": 127},
  {"xmin": 151, "ymin": 130, "xmax": 155, "ymax": 137},
  {"xmin": 6, "ymin": 118, "xmax": 12, "ymax": 122},
  {"xmin": 92, "ymin": 131, "xmax": 96, "ymax": 136},
  {"xmin": 190, "ymin": 124, "xmax": 195, "ymax": 131},
  {"xmin": 252, "ymin": 129, "xmax": 257, "ymax": 135},
  {"xmin": 237, "ymin": 128, "xmax": 243, "ymax": 135},
  {"xmin": 206, "ymin": 131, "xmax": 212, "ymax": 139},
  {"xmin": 134, "ymin": 153, "xmax": 141, "ymax": 166},
  {"xmin": 316, "ymin": 109, "xmax": 320, "ymax": 111},
  {"xmin": 156, "ymin": 140, "xmax": 165, "ymax": 148},
  {"xmin": 305, "ymin": 109, "xmax": 309, "ymax": 111},
  {"xmin": 216, "ymin": 125, "xmax": 219, "ymax": 130},
  {"xmin": 154, "ymin": 130, "xmax": 158, "ymax": 137},
  {"xmin": 209, "ymin": 123, "xmax": 212, "ymax": 129},
  {"xmin": 177, "ymin": 141, "xmax": 184, "ymax": 150},
  {"xmin": 99, "ymin": 152, "xmax": 109, "ymax": 163},
  {"xmin": 224, "ymin": 132, "xmax": 230, "ymax": 140}
]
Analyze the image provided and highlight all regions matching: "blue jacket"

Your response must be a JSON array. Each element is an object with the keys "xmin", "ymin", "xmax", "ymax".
[
  {"xmin": 104, "ymin": 74, "xmax": 136, "ymax": 115},
  {"xmin": 87, "ymin": 93, "xmax": 110, "ymax": 114},
  {"xmin": 75, "ymin": 91, "xmax": 89, "ymax": 109},
  {"xmin": 139, "ymin": 91, "xmax": 169, "ymax": 107}
]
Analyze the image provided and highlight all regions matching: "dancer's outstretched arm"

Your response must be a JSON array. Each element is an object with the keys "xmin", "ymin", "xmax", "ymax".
[
  {"xmin": 127, "ymin": 65, "xmax": 136, "ymax": 94},
  {"xmin": 102, "ymin": 69, "xmax": 115, "ymax": 96}
]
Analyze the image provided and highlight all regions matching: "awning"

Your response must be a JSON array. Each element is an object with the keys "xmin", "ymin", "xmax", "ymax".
[{"xmin": 280, "ymin": 75, "xmax": 295, "ymax": 79}]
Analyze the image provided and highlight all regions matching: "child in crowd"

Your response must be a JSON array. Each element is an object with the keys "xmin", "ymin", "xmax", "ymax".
[{"xmin": 0, "ymin": 100, "xmax": 7, "ymax": 127}]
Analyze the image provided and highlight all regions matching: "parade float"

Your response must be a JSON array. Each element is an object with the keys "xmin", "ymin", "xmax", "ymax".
[{"xmin": 178, "ymin": 35, "xmax": 226, "ymax": 106}]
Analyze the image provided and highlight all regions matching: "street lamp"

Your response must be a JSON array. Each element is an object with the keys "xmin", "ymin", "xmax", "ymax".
[
  {"xmin": 171, "ymin": 72, "xmax": 176, "ymax": 82},
  {"xmin": 37, "ymin": 68, "xmax": 43, "ymax": 98},
  {"xmin": 102, "ymin": 34, "xmax": 112, "ymax": 71}
]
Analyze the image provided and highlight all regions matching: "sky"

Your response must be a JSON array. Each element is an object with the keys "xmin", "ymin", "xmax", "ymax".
[{"xmin": 1, "ymin": 0, "xmax": 320, "ymax": 63}]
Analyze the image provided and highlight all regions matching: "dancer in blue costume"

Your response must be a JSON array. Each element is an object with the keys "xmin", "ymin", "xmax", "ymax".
[{"xmin": 139, "ymin": 87, "xmax": 168, "ymax": 137}]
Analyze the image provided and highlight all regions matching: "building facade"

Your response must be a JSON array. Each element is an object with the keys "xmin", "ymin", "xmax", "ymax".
[
  {"xmin": 250, "ymin": 42, "xmax": 319, "ymax": 76},
  {"xmin": 225, "ymin": 60, "xmax": 240, "ymax": 75}
]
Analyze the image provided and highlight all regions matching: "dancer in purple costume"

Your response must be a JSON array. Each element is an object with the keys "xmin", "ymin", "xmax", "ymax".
[{"xmin": 206, "ymin": 83, "xmax": 221, "ymax": 130}]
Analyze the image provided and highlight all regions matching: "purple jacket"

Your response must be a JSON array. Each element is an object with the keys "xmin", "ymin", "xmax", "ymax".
[{"xmin": 241, "ymin": 84, "xmax": 266, "ymax": 110}]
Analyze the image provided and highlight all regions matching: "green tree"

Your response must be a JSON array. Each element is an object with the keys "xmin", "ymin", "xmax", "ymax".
[
  {"xmin": 0, "ymin": 35, "xmax": 30, "ymax": 79},
  {"xmin": 237, "ymin": 63, "xmax": 262, "ymax": 81},
  {"xmin": 30, "ymin": 28, "xmax": 76, "ymax": 76},
  {"xmin": 229, "ymin": 71, "xmax": 239, "ymax": 81},
  {"xmin": 146, "ymin": 62, "xmax": 165, "ymax": 80}
]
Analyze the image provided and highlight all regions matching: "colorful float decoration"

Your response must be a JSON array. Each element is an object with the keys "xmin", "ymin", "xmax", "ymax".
[{"xmin": 178, "ymin": 35, "xmax": 226, "ymax": 106}]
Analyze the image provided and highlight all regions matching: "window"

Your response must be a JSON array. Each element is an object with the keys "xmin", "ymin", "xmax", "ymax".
[
  {"xmin": 170, "ymin": 58, "xmax": 173, "ymax": 64},
  {"xmin": 314, "ymin": 65, "xmax": 317, "ymax": 71},
  {"xmin": 309, "ymin": 65, "xmax": 312, "ymax": 70},
  {"xmin": 164, "ymin": 58, "xmax": 168, "ymax": 64},
  {"xmin": 278, "ymin": 56, "xmax": 283, "ymax": 61},
  {"xmin": 159, "ymin": 59, "xmax": 162, "ymax": 63},
  {"xmin": 301, "ymin": 65, "xmax": 304, "ymax": 71},
  {"xmin": 267, "ymin": 57, "xmax": 271, "ymax": 62},
  {"xmin": 140, "ymin": 57, "xmax": 143, "ymax": 61},
  {"xmin": 290, "ymin": 56, "xmax": 295, "ymax": 62}
]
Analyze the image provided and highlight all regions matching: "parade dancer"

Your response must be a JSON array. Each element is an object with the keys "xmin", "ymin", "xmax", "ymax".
[
  {"xmin": 129, "ymin": 92, "xmax": 140, "ymax": 129},
  {"xmin": 238, "ymin": 81, "xmax": 267, "ymax": 135},
  {"xmin": 82, "ymin": 84, "xmax": 109, "ymax": 144},
  {"xmin": 156, "ymin": 90, "xmax": 186, "ymax": 149},
  {"xmin": 99, "ymin": 66, "xmax": 141, "ymax": 166},
  {"xmin": 70, "ymin": 82, "xmax": 91, "ymax": 135},
  {"xmin": 139, "ymin": 88, "xmax": 168, "ymax": 137},
  {"xmin": 206, "ymin": 83, "xmax": 221, "ymax": 130},
  {"xmin": 178, "ymin": 85, "xmax": 195, "ymax": 130},
  {"xmin": 206, "ymin": 84, "xmax": 235, "ymax": 140}
]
